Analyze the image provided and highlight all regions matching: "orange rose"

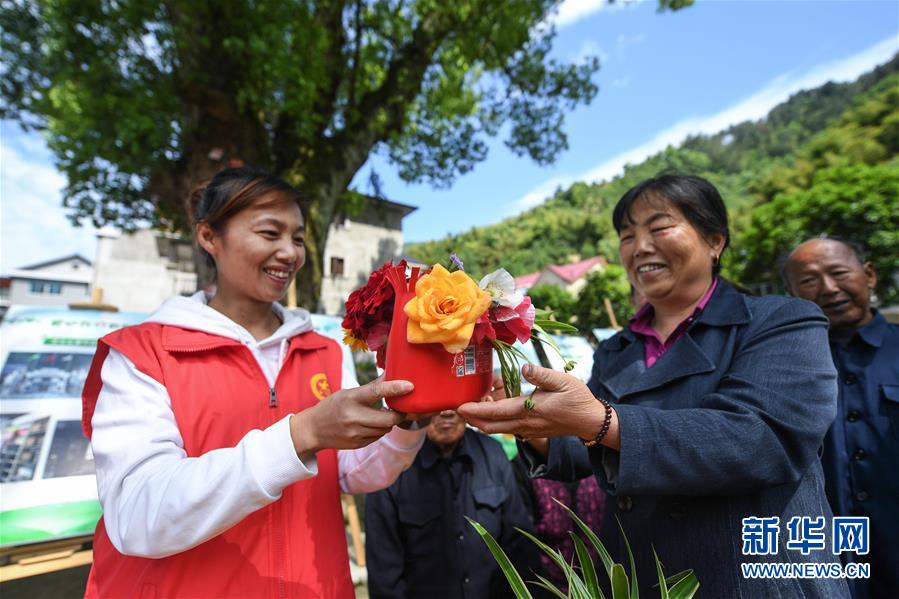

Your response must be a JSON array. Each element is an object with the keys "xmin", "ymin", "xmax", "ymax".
[{"xmin": 404, "ymin": 264, "xmax": 492, "ymax": 354}]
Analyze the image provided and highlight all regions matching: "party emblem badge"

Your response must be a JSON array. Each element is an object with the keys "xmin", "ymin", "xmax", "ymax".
[{"xmin": 310, "ymin": 373, "xmax": 331, "ymax": 400}]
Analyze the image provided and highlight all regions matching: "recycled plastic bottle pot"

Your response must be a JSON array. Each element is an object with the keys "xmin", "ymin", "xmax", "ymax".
[{"xmin": 383, "ymin": 265, "xmax": 493, "ymax": 413}]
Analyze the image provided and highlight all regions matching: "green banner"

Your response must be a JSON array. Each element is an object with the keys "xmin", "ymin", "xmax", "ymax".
[{"xmin": 0, "ymin": 500, "xmax": 101, "ymax": 546}]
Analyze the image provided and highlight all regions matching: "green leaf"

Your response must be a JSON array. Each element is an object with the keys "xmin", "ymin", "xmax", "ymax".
[
  {"xmin": 515, "ymin": 528, "xmax": 571, "ymax": 575},
  {"xmin": 516, "ymin": 526, "xmax": 593, "ymax": 599},
  {"xmin": 491, "ymin": 341, "xmax": 522, "ymax": 398},
  {"xmin": 530, "ymin": 575, "xmax": 568, "ymax": 599},
  {"xmin": 610, "ymin": 564, "xmax": 630, "ymax": 599},
  {"xmin": 466, "ymin": 518, "xmax": 533, "ymax": 599},
  {"xmin": 662, "ymin": 570, "xmax": 692, "ymax": 588},
  {"xmin": 568, "ymin": 568, "xmax": 592, "ymax": 599},
  {"xmin": 534, "ymin": 319, "xmax": 579, "ymax": 334},
  {"xmin": 667, "ymin": 571, "xmax": 700, "ymax": 599},
  {"xmin": 652, "ymin": 548, "xmax": 668, "ymax": 599},
  {"xmin": 617, "ymin": 517, "xmax": 639, "ymax": 599},
  {"xmin": 571, "ymin": 532, "xmax": 604, "ymax": 599},
  {"xmin": 552, "ymin": 498, "xmax": 615, "ymax": 580}
]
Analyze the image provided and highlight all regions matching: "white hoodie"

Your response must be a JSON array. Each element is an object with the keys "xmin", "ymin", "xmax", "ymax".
[{"xmin": 90, "ymin": 292, "xmax": 425, "ymax": 558}]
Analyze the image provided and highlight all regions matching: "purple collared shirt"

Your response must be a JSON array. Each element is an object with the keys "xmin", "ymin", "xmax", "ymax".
[{"xmin": 629, "ymin": 278, "xmax": 718, "ymax": 368}]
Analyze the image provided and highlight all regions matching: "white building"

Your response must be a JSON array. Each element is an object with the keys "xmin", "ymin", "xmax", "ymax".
[
  {"xmin": 90, "ymin": 196, "xmax": 416, "ymax": 315},
  {"xmin": 91, "ymin": 229, "xmax": 199, "ymax": 313},
  {"xmin": 1, "ymin": 255, "xmax": 93, "ymax": 314},
  {"xmin": 319, "ymin": 197, "xmax": 416, "ymax": 315}
]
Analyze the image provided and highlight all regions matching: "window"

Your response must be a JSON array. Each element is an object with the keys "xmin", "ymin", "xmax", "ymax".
[
  {"xmin": 31, "ymin": 280, "xmax": 62, "ymax": 295},
  {"xmin": 29, "ymin": 280, "xmax": 63, "ymax": 294},
  {"xmin": 156, "ymin": 236, "xmax": 196, "ymax": 273},
  {"xmin": 330, "ymin": 257, "xmax": 345, "ymax": 276}
]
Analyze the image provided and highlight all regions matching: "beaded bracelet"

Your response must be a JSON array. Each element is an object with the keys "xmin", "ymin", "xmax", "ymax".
[{"xmin": 580, "ymin": 396, "xmax": 613, "ymax": 447}]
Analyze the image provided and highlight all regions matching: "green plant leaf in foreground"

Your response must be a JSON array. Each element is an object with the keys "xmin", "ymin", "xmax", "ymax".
[
  {"xmin": 472, "ymin": 501, "xmax": 700, "ymax": 598},
  {"xmin": 515, "ymin": 528, "xmax": 577, "ymax": 582},
  {"xmin": 667, "ymin": 571, "xmax": 700, "ymax": 599},
  {"xmin": 611, "ymin": 563, "xmax": 630, "ymax": 599},
  {"xmin": 618, "ymin": 518, "xmax": 640, "ymax": 599},
  {"xmin": 572, "ymin": 532, "xmax": 605, "ymax": 599},
  {"xmin": 552, "ymin": 498, "xmax": 615, "ymax": 579},
  {"xmin": 531, "ymin": 574, "xmax": 568, "ymax": 599},
  {"xmin": 655, "ymin": 568, "xmax": 699, "ymax": 598},
  {"xmin": 465, "ymin": 517, "xmax": 533, "ymax": 599},
  {"xmin": 653, "ymin": 548, "xmax": 669, "ymax": 599}
]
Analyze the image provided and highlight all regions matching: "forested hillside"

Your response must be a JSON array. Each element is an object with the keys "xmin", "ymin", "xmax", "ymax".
[{"xmin": 407, "ymin": 54, "xmax": 899, "ymax": 305}]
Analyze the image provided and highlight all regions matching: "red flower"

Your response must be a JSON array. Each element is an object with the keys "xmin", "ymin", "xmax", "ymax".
[
  {"xmin": 472, "ymin": 311, "xmax": 497, "ymax": 345},
  {"xmin": 341, "ymin": 260, "xmax": 407, "ymax": 349},
  {"xmin": 491, "ymin": 296, "xmax": 535, "ymax": 345}
]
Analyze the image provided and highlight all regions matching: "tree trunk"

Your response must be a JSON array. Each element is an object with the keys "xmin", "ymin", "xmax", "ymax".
[
  {"xmin": 295, "ymin": 199, "xmax": 326, "ymax": 311},
  {"xmin": 293, "ymin": 126, "xmax": 380, "ymax": 310}
]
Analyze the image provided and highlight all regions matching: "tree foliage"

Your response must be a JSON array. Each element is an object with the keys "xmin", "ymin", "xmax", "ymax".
[
  {"xmin": 408, "ymin": 53, "xmax": 899, "ymax": 307},
  {"xmin": 734, "ymin": 71, "xmax": 899, "ymax": 302},
  {"xmin": 6, "ymin": 0, "xmax": 689, "ymax": 307},
  {"xmin": 571, "ymin": 264, "xmax": 631, "ymax": 331},
  {"xmin": 736, "ymin": 164, "xmax": 899, "ymax": 304},
  {"xmin": 524, "ymin": 265, "xmax": 632, "ymax": 333},
  {"xmin": 526, "ymin": 282, "xmax": 575, "ymax": 323}
]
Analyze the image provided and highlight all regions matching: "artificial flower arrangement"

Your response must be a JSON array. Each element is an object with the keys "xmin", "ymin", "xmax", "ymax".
[{"xmin": 342, "ymin": 255, "xmax": 576, "ymax": 413}]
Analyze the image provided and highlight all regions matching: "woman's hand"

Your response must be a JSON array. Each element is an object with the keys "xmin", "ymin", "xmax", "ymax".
[
  {"xmin": 481, "ymin": 373, "xmax": 550, "ymax": 456},
  {"xmin": 290, "ymin": 377, "xmax": 411, "ymax": 459},
  {"xmin": 458, "ymin": 364, "xmax": 619, "ymax": 449}
]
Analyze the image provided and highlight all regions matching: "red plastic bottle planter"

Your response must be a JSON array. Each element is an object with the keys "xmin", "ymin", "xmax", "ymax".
[{"xmin": 383, "ymin": 265, "xmax": 493, "ymax": 413}]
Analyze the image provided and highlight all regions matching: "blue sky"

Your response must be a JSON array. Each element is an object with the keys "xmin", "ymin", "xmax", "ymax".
[{"xmin": 2, "ymin": 0, "xmax": 897, "ymax": 271}]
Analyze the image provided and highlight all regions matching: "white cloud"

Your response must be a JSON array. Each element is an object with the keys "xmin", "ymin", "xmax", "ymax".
[
  {"xmin": 0, "ymin": 125, "xmax": 97, "ymax": 272},
  {"xmin": 553, "ymin": 0, "xmax": 641, "ymax": 29},
  {"xmin": 510, "ymin": 36, "xmax": 899, "ymax": 213},
  {"xmin": 514, "ymin": 175, "xmax": 578, "ymax": 212},
  {"xmin": 611, "ymin": 77, "xmax": 630, "ymax": 88}
]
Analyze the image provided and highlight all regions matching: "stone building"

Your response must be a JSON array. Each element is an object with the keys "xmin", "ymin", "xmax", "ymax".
[
  {"xmin": 90, "ymin": 196, "xmax": 416, "ymax": 315},
  {"xmin": 91, "ymin": 229, "xmax": 198, "ymax": 313},
  {"xmin": 319, "ymin": 197, "xmax": 416, "ymax": 315}
]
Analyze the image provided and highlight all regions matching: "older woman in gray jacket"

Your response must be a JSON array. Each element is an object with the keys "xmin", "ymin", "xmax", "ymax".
[{"xmin": 460, "ymin": 175, "xmax": 849, "ymax": 597}]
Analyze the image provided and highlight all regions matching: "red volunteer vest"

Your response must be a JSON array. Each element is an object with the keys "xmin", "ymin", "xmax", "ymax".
[{"xmin": 81, "ymin": 323, "xmax": 353, "ymax": 599}]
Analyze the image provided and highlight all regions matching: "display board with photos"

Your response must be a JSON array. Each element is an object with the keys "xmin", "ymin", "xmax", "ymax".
[{"xmin": 0, "ymin": 306, "xmax": 147, "ymax": 548}]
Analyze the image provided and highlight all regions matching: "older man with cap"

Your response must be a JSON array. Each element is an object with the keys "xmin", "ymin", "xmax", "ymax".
[{"xmin": 783, "ymin": 237, "xmax": 899, "ymax": 598}]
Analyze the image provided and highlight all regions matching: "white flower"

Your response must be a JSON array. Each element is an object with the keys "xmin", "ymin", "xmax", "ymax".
[{"xmin": 479, "ymin": 268, "xmax": 524, "ymax": 308}]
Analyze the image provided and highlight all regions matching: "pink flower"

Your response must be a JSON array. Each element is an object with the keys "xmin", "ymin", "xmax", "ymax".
[{"xmin": 491, "ymin": 296, "xmax": 535, "ymax": 344}]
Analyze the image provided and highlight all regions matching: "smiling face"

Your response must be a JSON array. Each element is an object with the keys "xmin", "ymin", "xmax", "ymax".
[
  {"xmin": 784, "ymin": 239, "xmax": 876, "ymax": 335},
  {"xmin": 198, "ymin": 194, "xmax": 305, "ymax": 305},
  {"xmin": 618, "ymin": 195, "xmax": 724, "ymax": 311}
]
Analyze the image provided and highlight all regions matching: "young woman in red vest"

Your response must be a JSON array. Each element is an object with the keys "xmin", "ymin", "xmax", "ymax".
[{"xmin": 81, "ymin": 167, "xmax": 426, "ymax": 598}]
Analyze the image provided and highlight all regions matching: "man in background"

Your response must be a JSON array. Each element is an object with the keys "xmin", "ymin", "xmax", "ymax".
[
  {"xmin": 783, "ymin": 237, "xmax": 899, "ymax": 598},
  {"xmin": 365, "ymin": 410, "xmax": 543, "ymax": 598}
]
